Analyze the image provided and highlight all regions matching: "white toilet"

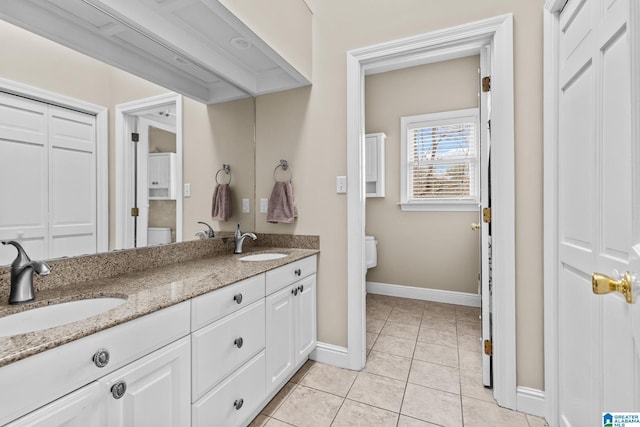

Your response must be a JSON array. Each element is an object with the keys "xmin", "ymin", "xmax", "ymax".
[
  {"xmin": 365, "ymin": 235, "xmax": 378, "ymax": 269},
  {"xmin": 148, "ymin": 227, "xmax": 172, "ymax": 245}
]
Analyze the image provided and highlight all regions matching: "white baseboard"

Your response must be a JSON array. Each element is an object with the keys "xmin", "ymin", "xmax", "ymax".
[
  {"xmin": 309, "ymin": 342, "xmax": 350, "ymax": 369},
  {"xmin": 516, "ymin": 386, "xmax": 545, "ymax": 418},
  {"xmin": 367, "ymin": 281, "xmax": 481, "ymax": 307}
]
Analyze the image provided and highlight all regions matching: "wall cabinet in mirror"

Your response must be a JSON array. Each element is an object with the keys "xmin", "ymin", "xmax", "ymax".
[
  {"xmin": 365, "ymin": 132, "xmax": 386, "ymax": 198},
  {"xmin": 148, "ymin": 153, "xmax": 177, "ymax": 200}
]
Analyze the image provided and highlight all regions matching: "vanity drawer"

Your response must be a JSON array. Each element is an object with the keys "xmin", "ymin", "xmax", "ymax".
[
  {"xmin": 192, "ymin": 350, "xmax": 266, "ymax": 427},
  {"xmin": 191, "ymin": 299, "xmax": 265, "ymax": 401},
  {"xmin": 266, "ymin": 255, "xmax": 317, "ymax": 295},
  {"xmin": 191, "ymin": 274, "xmax": 265, "ymax": 331}
]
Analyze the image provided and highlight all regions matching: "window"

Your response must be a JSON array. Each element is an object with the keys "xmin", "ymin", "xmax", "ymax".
[{"xmin": 400, "ymin": 108, "xmax": 479, "ymax": 211}]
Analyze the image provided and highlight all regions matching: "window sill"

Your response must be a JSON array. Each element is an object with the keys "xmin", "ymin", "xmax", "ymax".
[{"xmin": 399, "ymin": 201, "xmax": 479, "ymax": 212}]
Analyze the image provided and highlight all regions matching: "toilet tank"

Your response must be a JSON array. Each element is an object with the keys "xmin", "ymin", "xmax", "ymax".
[{"xmin": 148, "ymin": 227, "xmax": 172, "ymax": 245}]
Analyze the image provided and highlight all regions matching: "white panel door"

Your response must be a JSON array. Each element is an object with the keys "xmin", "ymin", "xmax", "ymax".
[
  {"xmin": 48, "ymin": 106, "xmax": 97, "ymax": 258},
  {"xmin": 557, "ymin": 0, "xmax": 640, "ymax": 425},
  {"xmin": 0, "ymin": 92, "xmax": 48, "ymax": 264}
]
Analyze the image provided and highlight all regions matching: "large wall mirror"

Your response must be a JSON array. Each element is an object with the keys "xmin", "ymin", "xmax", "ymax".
[{"xmin": 0, "ymin": 19, "xmax": 257, "ymax": 265}]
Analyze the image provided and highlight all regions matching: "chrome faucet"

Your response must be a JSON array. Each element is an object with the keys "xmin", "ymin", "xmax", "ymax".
[
  {"xmin": 233, "ymin": 224, "xmax": 257, "ymax": 254},
  {"xmin": 2, "ymin": 241, "xmax": 51, "ymax": 304},
  {"xmin": 196, "ymin": 221, "xmax": 215, "ymax": 239}
]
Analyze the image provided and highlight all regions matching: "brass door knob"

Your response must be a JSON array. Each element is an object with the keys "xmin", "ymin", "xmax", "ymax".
[
  {"xmin": 471, "ymin": 223, "xmax": 480, "ymax": 231},
  {"xmin": 592, "ymin": 272, "xmax": 634, "ymax": 303}
]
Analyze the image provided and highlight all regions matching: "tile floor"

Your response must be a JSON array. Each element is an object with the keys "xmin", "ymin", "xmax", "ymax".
[{"xmin": 250, "ymin": 294, "xmax": 548, "ymax": 427}]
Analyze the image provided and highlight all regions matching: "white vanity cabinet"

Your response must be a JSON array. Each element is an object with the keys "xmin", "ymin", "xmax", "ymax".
[
  {"xmin": 265, "ymin": 256, "xmax": 317, "ymax": 396},
  {"xmin": 191, "ymin": 275, "xmax": 267, "ymax": 427}
]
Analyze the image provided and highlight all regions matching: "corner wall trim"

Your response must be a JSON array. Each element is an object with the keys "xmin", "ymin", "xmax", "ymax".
[
  {"xmin": 516, "ymin": 387, "xmax": 546, "ymax": 418},
  {"xmin": 309, "ymin": 342, "xmax": 350, "ymax": 370},
  {"xmin": 367, "ymin": 282, "xmax": 481, "ymax": 307}
]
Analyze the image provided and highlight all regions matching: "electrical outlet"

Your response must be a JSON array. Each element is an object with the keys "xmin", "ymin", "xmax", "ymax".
[
  {"xmin": 183, "ymin": 183, "xmax": 191, "ymax": 197},
  {"xmin": 242, "ymin": 198, "xmax": 250, "ymax": 213},
  {"xmin": 260, "ymin": 198, "xmax": 268, "ymax": 213},
  {"xmin": 336, "ymin": 176, "xmax": 347, "ymax": 193}
]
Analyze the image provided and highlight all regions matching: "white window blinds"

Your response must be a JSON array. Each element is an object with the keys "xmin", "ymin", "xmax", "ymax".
[{"xmin": 400, "ymin": 109, "xmax": 479, "ymax": 210}]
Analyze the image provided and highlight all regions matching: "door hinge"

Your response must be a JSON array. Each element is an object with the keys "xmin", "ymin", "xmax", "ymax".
[
  {"xmin": 484, "ymin": 339, "xmax": 493, "ymax": 356},
  {"xmin": 482, "ymin": 76, "xmax": 491, "ymax": 92},
  {"xmin": 483, "ymin": 207, "xmax": 492, "ymax": 223},
  {"xmin": 131, "ymin": 132, "xmax": 139, "ymax": 142},
  {"xmin": 131, "ymin": 207, "xmax": 139, "ymax": 217}
]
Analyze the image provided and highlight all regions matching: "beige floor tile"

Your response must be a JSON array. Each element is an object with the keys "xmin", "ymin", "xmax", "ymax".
[
  {"xmin": 366, "ymin": 317, "xmax": 385, "ymax": 333},
  {"xmin": 413, "ymin": 341, "xmax": 459, "ymax": 367},
  {"xmin": 408, "ymin": 359, "xmax": 460, "ymax": 394},
  {"xmin": 459, "ymin": 369, "xmax": 495, "ymax": 403},
  {"xmin": 393, "ymin": 300, "xmax": 426, "ymax": 314},
  {"xmin": 397, "ymin": 415, "xmax": 440, "ymax": 426},
  {"xmin": 366, "ymin": 331, "xmax": 378, "ymax": 350},
  {"xmin": 421, "ymin": 315, "xmax": 457, "ymax": 334},
  {"xmin": 380, "ymin": 320, "xmax": 419, "ymax": 340},
  {"xmin": 289, "ymin": 359, "xmax": 315, "ymax": 384},
  {"xmin": 262, "ymin": 383, "xmax": 297, "ymax": 416},
  {"xmin": 401, "ymin": 383, "xmax": 462, "ymax": 427},
  {"xmin": 458, "ymin": 349, "xmax": 482, "ymax": 373},
  {"xmin": 331, "ymin": 399, "xmax": 398, "ymax": 427},
  {"xmin": 456, "ymin": 319, "xmax": 481, "ymax": 337},
  {"xmin": 461, "ymin": 396, "xmax": 529, "ymax": 427},
  {"xmin": 299, "ymin": 363, "xmax": 358, "ymax": 397},
  {"xmin": 372, "ymin": 333, "xmax": 416, "ymax": 358},
  {"xmin": 265, "ymin": 418, "xmax": 295, "ymax": 427},
  {"xmin": 455, "ymin": 306, "xmax": 481, "ymax": 320},
  {"xmin": 424, "ymin": 303, "xmax": 457, "ymax": 320},
  {"xmin": 387, "ymin": 308, "xmax": 423, "ymax": 326},
  {"xmin": 364, "ymin": 350, "xmax": 412, "ymax": 381},
  {"xmin": 367, "ymin": 303, "xmax": 393, "ymax": 320},
  {"xmin": 417, "ymin": 325, "xmax": 458, "ymax": 348},
  {"xmin": 526, "ymin": 414, "xmax": 549, "ymax": 427},
  {"xmin": 249, "ymin": 414, "xmax": 270, "ymax": 427},
  {"xmin": 272, "ymin": 385, "xmax": 343, "ymax": 427},
  {"xmin": 347, "ymin": 372, "xmax": 406, "ymax": 412},
  {"xmin": 457, "ymin": 334, "xmax": 482, "ymax": 353}
]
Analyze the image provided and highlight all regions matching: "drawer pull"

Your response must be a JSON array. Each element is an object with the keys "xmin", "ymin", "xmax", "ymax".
[
  {"xmin": 298, "ymin": 285, "xmax": 304, "ymax": 293},
  {"xmin": 233, "ymin": 293, "xmax": 243, "ymax": 304},
  {"xmin": 234, "ymin": 398, "xmax": 244, "ymax": 410},
  {"xmin": 111, "ymin": 381, "xmax": 127, "ymax": 399},
  {"xmin": 234, "ymin": 337, "xmax": 244, "ymax": 349},
  {"xmin": 291, "ymin": 288, "xmax": 298, "ymax": 296},
  {"xmin": 295, "ymin": 268, "xmax": 302, "ymax": 276},
  {"xmin": 93, "ymin": 348, "xmax": 110, "ymax": 368}
]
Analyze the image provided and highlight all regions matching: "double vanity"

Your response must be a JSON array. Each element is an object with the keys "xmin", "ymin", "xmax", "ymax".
[{"xmin": 0, "ymin": 238, "xmax": 318, "ymax": 427}]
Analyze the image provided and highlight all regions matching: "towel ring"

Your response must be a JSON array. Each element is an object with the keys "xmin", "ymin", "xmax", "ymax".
[
  {"xmin": 215, "ymin": 164, "xmax": 231, "ymax": 185},
  {"xmin": 273, "ymin": 159, "xmax": 293, "ymax": 182}
]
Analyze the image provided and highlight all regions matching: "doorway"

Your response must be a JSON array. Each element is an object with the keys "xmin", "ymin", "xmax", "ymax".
[
  {"xmin": 346, "ymin": 14, "xmax": 516, "ymax": 409},
  {"xmin": 115, "ymin": 93, "xmax": 183, "ymax": 250}
]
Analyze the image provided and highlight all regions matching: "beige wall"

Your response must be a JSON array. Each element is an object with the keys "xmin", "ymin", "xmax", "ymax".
[
  {"xmin": 255, "ymin": 0, "xmax": 545, "ymax": 390},
  {"xmin": 365, "ymin": 57, "xmax": 481, "ymax": 294},
  {"xmin": 0, "ymin": 20, "xmax": 257, "ymax": 251}
]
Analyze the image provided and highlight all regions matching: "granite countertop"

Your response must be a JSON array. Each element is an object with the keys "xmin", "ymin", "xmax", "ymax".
[{"xmin": 0, "ymin": 247, "xmax": 318, "ymax": 368}]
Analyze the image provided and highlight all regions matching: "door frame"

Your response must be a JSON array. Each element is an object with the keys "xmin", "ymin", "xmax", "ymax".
[
  {"xmin": 346, "ymin": 14, "xmax": 517, "ymax": 408},
  {"xmin": 115, "ymin": 93, "xmax": 183, "ymax": 249},
  {"xmin": 543, "ymin": 0, "xmax": 640, "ymax": 424},
  {"xmin": 0, "ymin": 76, "xmax": 108, "ymax": 253}
]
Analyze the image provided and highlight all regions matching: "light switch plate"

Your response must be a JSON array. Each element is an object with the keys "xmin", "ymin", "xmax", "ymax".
[
  {"xmin": 183, "ymin": 183, "xmax": 191, "ymax": 197},
  {"xmin": 336, "ymin": 176, "xmax": 347, "ymax": 193},
  {"xmin": 260, "ymin": 198, "xmax": 268, "ymax": 213},
  {"xmin": 242, "ymin": 198, "xmax": 250, "ymax": 213}
]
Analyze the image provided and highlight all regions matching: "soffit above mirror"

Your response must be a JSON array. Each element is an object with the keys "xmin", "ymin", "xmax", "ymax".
[{"xmin": 0, "ymin": 0, "xmax": 311, "ymax": 104}]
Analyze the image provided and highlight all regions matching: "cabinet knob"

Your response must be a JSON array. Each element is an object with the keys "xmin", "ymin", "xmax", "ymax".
[
  {"xmin": 291, "ymin": 288, "xmax": 298, "ymax": 296},
  {"xmin": 234, "ymin": 337, "xmax": 244, "ymax": 349},
  {"xmin": 294, "ymin": 269, "xmax": 302, "ymax": 276},
  {"xmin": 93, "ymin": 348, "xmax": 110, "ymax": 368},
  {"xmin": 233, "ymin": 293, "xmax": 243, "ymax": 304},
  {"xmin": 298, "ymin": 285, "xmax": 304, "ymax": 293},
  {"xmin": 234, "ymin": 398, "xmax": 244, "ymax": 410},
  {"xmin": 111, "ymin": 381, "xmax": 127, "ymax": 399}
]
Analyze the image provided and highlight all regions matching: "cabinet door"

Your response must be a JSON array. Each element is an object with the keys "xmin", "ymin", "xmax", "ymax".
[
  {"xmin": 148, "ymin": 154, "xmax": 169, "ymax": 188},
  {"xmin": 6, "ymin": 382, "xmax": 104, "ymax": 427},
  {"xmin": 100, "ymin": 337, "xmax": 190, "ymax": 427},
  {"xmin": 364, "ymin": 135, "xmax": 378, "ymax": 182},
  {"xmin": 294, "ymin": 274, "xmax": 317, "ymax": 364},
  {"xmin": 265, "ymin": 285, "xmax": 295, "ymax": 395}
]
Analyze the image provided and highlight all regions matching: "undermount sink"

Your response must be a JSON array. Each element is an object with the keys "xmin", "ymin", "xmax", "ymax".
[
  {"xmin": 239, "ymin": 253, "xmax": 288, "ymax": 262},
  {"xmin": 0, "ymin": 297, "xmax": 126, "ymax": 337}
]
